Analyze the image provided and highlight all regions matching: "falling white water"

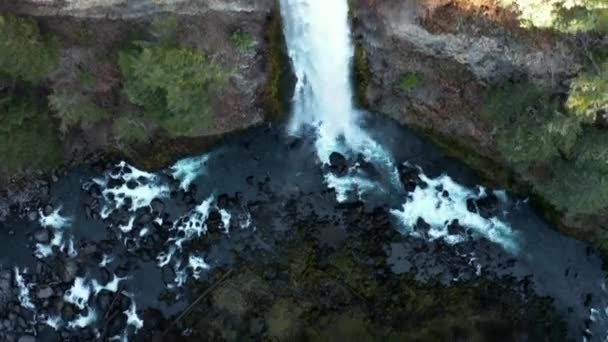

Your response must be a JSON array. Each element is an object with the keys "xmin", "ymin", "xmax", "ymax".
[
  {"xmin": 280, "ymin": 0, "xmax": 355, "ymax": 143},
  {"xmin": 281, "ymin": 0, "xmax": 402, "ymax": 199}
]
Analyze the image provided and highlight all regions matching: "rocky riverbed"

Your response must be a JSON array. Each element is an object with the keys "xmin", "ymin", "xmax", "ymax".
[{"xmin": 0, "ymin": 115, "xmax": 606, "ymax": 341}]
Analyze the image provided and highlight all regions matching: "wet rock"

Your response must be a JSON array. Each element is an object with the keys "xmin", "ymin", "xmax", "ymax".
[
  {"xmin": 466, "ymin": 198, "xmax": 477, "ymax": 214},
  {"xmin": 43, "ymin": 205, "xmax": 54, "ymax": 217},
  {"xmin": 356, "ymin": 155, "xmax": 380, "ymax": 179},
  {"xmin": 61, "ymin": 304, "xmax": 75, "ymax": 322},
  {"xmin": 126, "ymin": 180, "xmax": 138, "ymax": 190},
  {"xmin": 329, "ymin": 152, "xmax": 348, "ymax": 177},
  {"xmin": 151, "ymin": 199, "xmax": 165, "ymax": 213},
  {"xmin": 107, "ymin": 178, "xmax": 123, "ymax": 189},
  {"xmin": 447, "ymin": 220, "xmax": 465, "ymax": 235},
  {"xmin": 36, "ymin": 286, "xmax": 54, "ymax": 299},
  {"xmin": 33, "ymin": 229, "xmax": 50, "ymax": 243},
  {"xmin": 160, "ymin": 266, "xmax": 175, "ymax": 287},
  {"xmin": 475, "ymin": 193, "xmax": 499, "ymax": 219},
  {"xmin": 27, "ymin": 211, "xmax": 38, "ymax": 222},
  {"xmin": 62, "ymin": 260, "xmax": 78, "ymax": 283},
  {"xmin": 414, "ymin": 217, "xmax": 431, "ymax": 238},
  {"xmin": 398, "ymin": 164, "xmax": 423, "ymax": 192},
  {"xmin": 88, "ymin": 184, "xmax": 102, "ymax": 198}
]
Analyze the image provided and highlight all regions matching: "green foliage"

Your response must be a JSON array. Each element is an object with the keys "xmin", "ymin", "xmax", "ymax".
[
  {"xmin": 535, "ymin": 159, "xmax": 608, "ymax": 214},
  {"xmin": 567, "ymin": 60, "xmax": 608, "ymax": 123},
  {"xmin": 0, "ymin": 15, "xmax": 58, "ymax": 83},
  {"xmin": 48, "ymin": 92, "xmax": 109, "ymax": 133},
  {"xmin": 119, "ymin": 46, "xmax": 227, "ymax": 136},
  {"xmin": 398, "ymin": 73, "xmax": 419, "ymax": 92},
  {"xmin": 483, "ymin": 82, "xmax": 581, "ymax": 164},
  {"xmin": 113, "ymin": 114, "xmax": 150, "ymax": 145},
  {"xmin": 231, "ymin": 30, "xmax": 255, "ymax": 51},
  {"xmin": 502, "ymin": 0, "xmax": 608, "ymax": 33},
  {"xmin": 0, "ymin": 94, "xmax": 61, "ymax": 173},
  {"xmin": 572, "ymin": 128, "xmax": 608, "ymax": 172},
  {"xmin": 354, "ymin": 44, "xmax": 370, "ymax": 107}
]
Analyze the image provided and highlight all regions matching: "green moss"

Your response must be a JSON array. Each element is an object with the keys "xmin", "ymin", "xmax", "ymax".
[
  {"xmin": 353, "ymin": 44, "xmax": 370, "ymax": 107},
  {"xmin": 328, "ymin": 253, "xmax": 378, "ymax": 298},
  {"xmin": 398, "ymin": 72, "xmax": 420, "ymax": 92},
  {"xmin": 265, "ymin": 8, "xmax": 292, "ymax": 120},
  {"xmin": 482, "ymin": 82, "xmax": 582, "ymax": 165},
  {"xmin": 231, "ymin": 30, "xmax": 256, "ymax": 51}
]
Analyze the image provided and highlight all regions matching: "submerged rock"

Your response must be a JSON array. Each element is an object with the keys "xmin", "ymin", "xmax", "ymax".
[
  {"xmin": 329, "ymin": 152, "xmax": 349, "ymax": 177},
  {"xmin": 475, "ymin": 192, "xmax": 500, "ymax": 219}
]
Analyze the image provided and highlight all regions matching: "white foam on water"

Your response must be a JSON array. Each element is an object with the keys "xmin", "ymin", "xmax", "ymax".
[
  {"xmin": 95, "ymin": 161, "xmax": 170, "ymax": 218},
  {"xmin": 170, "ymin": 154, "xmax": 210, "ymax": 191},
  {"xmin": 139, "ymin": 227, "xmax": 150, "ymax": 237},
  {"xmin": 390, "ymin": 171, "xmax": 519, "ymax": 253},
  {"xmin": 67, "ymin": 308, "xmax": 97, "ymax": 329},
  {"xmin": 170, "ymin": 196, "xmax": 214, "ymax": 249},
  {"xmin": 239, "ymin": 212, "xmax": 253, "ymax": 230},
  {"xmin": 188, "ymin": 255, "xmax": 210, "ymax": 280},
  {"xmin": 119, "ymin": 217, "xmax": 136, "ymax": 233},
  {"xmin": 124, "ymin": 300, "xmax": 144, "ymax": 331},
  {"xmin": 64, "ymin": 277, "xmax": 92, "ymax": 310},
  {"xmin": 99, "ymin": 254, "xmax": 114, "ymax": 267},
  {"xmin": 35, "ymin": 207, "xmax": 76, "ymax": 259},
  {"xmin": 325, "ymin": 173, "xmax": 381, "ymax": 202},
  {"xmin": 92, "ymin": 274, "xmax": 125, "ymax": 294},
  {"xmin": 219, "ymin": 209, "xmax": 231, "ymax": 233},
  {"xmin": 14, "ymin": 267, "xmax": 34, "ymax": 310},
  {"xmin": 43, "ymin": 315, "xmax": 63, "ymax": 330},
  {"xmin": 39, "ymin": 207, "xmax": 72, "ymax": 229}
]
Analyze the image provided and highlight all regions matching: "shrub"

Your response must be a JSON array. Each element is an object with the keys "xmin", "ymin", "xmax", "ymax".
[
  {"xmin": 566, "ymin": 60, "xmax": 608, "ymax": 123},
  {"xmin": 572, "ymin": 128, "xmax": 608, "ymax": 172},
  {"xmin": 231, "ymin": 30, "xmax": 255, "ymax": 51},
  {"xmin": 483, "ymin": 82, "xmax": 581, "ymax": 164},
  {"xmin": 535, "ymin": 160, "xmax": 608, "ymax": 214},
  {"xmin": 0, "ymin": 15, "xmax": 58, "ymax": 83},
  {"xmin": 0, "ymin": 94, "xmax": 61, "ymax": 173},
  {"xmin": 398, "ymin": 72, "xmax": 419, "ymax": 92},
  {"xmin": 501, "ymin": 0, "xmax": 608, "ymax": 33},
  {"xmin": 119, "ymin": 46, "xmax": 227, "ymax": 136},
  {"xmin": 48, "ymin": 92, "xmax": 109, "ymax": 134},
  {"xmin": 113, "ymin": 114, "xmax": 150, "ymax": 145}
]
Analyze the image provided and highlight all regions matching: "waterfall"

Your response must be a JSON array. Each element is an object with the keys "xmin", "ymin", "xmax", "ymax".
[
  {"xmin": 279, "ymin": 0, "xmax": 520, "ymax": 252},
  {"xmin": 280, "ymin": 0, "xmax": 357, "ymax": 158}
]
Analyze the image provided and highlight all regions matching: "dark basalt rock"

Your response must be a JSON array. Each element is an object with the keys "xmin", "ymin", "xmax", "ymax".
[
  {"xmin": 475, "ymin": 192, "xmax": 500, "ymax": 219},
  {"xmin": 329, "ymin": 152, "xmax": 348, "ymax": 177},
  {"xmin": 397, "ymin": 164, "xmax": 425, "ymax": 192},
  {"xmin": 447, "ymin": 220, "xmax": 465, "ymax": 235},
  {"xmin": 466, "ymin": 198, "xmax": 477, "ymax": 213}
]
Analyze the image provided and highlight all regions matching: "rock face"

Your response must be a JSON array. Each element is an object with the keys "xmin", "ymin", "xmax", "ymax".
[{"xmin": 351, "ymin": 0, "xmax": 580, "ymax": 156}]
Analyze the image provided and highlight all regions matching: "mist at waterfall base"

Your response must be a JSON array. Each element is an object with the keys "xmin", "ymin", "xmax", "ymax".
[{"xmin": 0, "ymin": 0, "xmax": 607, "ymax": 341}]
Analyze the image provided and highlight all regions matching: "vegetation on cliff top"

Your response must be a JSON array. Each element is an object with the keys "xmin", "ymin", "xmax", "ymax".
[
  {"xmin": 502, "ymin": 0, "xmax": 607, "ymax": 33},
  {"xmin": 0, "ymin": 15, "xmax": 61, "ymax": 174},
  {"xmin": 483, "ymin": 68, "xmax": 608, "ymax": 215},
  {"xmin": 0, "ymin": 15, "xmax": 58, "ymax": 82},
  {"xmin": 119, "ymin": 45, "xmax": 227, "ymax": 136}
]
